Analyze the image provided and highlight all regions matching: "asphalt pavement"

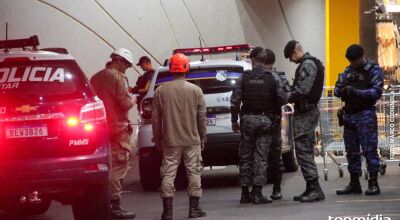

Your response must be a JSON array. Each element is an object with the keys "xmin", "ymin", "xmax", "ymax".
[{"xmin": 1, "ymin": 156, "xmax": 399, "ymax": 220}]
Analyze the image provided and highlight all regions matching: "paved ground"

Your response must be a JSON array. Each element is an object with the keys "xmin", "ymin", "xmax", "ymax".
[{"xmin": 1, "ymin": 156, "xmax": 400, "ymax": 220}]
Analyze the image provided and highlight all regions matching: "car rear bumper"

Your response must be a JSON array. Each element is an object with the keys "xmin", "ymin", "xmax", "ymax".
[
  {"xmin": 203, "ymin": 133, "xmax": 240, "ymax": 166},
  {"xmin": 0, "ymin": 146, "xmax": 110, "ymax": 198}
]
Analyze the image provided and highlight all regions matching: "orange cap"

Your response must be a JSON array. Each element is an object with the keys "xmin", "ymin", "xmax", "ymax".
[{"xmin": 169, "ymin": 53, "xmax": 189, "ymax": 73}]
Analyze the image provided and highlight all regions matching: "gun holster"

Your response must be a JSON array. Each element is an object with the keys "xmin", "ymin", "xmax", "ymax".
[{"xmin": 337, "ymin": 108, "xmax": 344, "ymax": 127}]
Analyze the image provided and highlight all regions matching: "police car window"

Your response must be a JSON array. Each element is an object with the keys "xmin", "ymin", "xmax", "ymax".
[
  {"xmin": 155, "ymin": 67, "xmax": 243, "ymax": 94},
  {"xmin": 0, "ymin": 60, "xmax": 93, "ymax": 101}
]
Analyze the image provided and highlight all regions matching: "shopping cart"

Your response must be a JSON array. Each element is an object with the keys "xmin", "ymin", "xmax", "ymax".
[
  {"xmin": 318, "ymin": 87, "xmax": 400, "ymax": 181},
  {"xmin": 318, "ymin": 88, "xmax": 347, "ymax": 181}
]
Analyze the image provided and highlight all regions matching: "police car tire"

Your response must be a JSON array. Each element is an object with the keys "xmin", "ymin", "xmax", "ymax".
[
  {"xmin": 1, "ymin": 200, "xmax": 51, "ymax": 215},
  {"xmin": 72, "ymin": 183, "xmax": 110, "ymax": 220},
  {"xmin": 21, "ymin": 201, "xmax": 51, "ymax": 215},
  {"xmin": 139, "ymin": 155, "xmax": 161, "ymax": 191},
  {"xmin": 282, "ymin": 147, "xmax": 299, "ymax": 172}
]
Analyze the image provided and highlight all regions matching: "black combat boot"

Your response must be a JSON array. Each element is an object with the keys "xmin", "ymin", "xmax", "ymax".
[
  {"xmin": 161, "ymin": 197, "xmax": 173, "ymax": 220},
  {"xmin": 252, "ymin": 185, "xmax": 272, "ymax": 204},
  {"xmin": 300, "ymin": 179, "xmax": 325, "ymax": 203},
  {"xmin": 293, "ymin": 181, "xmax": 311, "ymax": 201},
  {"xmin": 111, "ymin": 198, "xmax": 136, "ymax": 219},
  {"xmin": 270, "ymin": 171, "xmax": 282, "ymax": 200},
  {"xmin": 365, "ymin": 172, "xmax": 380, "ymax": 196},
  {"xmin": 188, "ymin": 196, "xmax": 206, "ymax": 218},
  {"xmin": 240, "ymin": 186, "xmax": 253, "ymax": 204},
  {"xmin": 336, "ymin": 172, "xmax": 362, "ymax": 195}
]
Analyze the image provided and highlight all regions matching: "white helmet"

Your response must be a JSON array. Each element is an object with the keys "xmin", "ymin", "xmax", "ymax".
[{"xmin": 111, "ymin": 48, "xmax": 134, "ymax": 65}]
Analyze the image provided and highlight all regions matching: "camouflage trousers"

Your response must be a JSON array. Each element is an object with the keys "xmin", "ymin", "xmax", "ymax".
[
  {"xmin": 343, "ymin": 109, "xmax": 380, "ymax": 173},
  {"xmin": 160, "ymin": 144, "xmax": 203, "ymax": 198},
  {"xmin": 239, "ymin": 114, "xmax": 273, "ymax": 186},
  {"xmin": 293, "ymin": 107, "xmax": 319, "ymax": 181}
]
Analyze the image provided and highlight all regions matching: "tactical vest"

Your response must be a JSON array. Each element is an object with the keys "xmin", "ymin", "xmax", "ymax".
[
  {"xmin": 293, "ymin": 56, "xmax": 325, "ymax": 104},
  {"xmin": 241, "ymin": 67, "xmax": 278, "ymax": 114},
  {"xmin": 343, "ymin": 60, "xmax": 376, "ymax": 110}
]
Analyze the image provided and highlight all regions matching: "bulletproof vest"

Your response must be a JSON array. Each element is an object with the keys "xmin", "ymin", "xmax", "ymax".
[
  {"xmin": 241, "ymin": 67, "xmax": 278, "ymax": 114},
  {"xmin": 294, "ymin": 56, "xmax": 325, "ymax": 104},
  {"xmin": 343, "ymin": 60, "xmax": 376, "ymax": 109}
]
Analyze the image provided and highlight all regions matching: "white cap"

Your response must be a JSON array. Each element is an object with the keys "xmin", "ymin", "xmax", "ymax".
[{"xmin": 111, "ymin": 48, "xmax": 134, "ymax": 65}]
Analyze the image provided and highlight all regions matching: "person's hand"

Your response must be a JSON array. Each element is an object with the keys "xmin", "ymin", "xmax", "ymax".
[
  {"xmin": 152, "ymin": 137, "xmax": 163, "ymax": 151},
  {"xmin": 341, "ymin": 86, "xmax": 357, "ymax": 98},
  {"xmin": 287, "ymin": 92, "xmax": 294, "ymax": 103},
  {"xmin": 201, "ymin": 139, "xmax": 206, "ymax": 151},
  {"xmin": 232, "ymin": 122, "xmax": 240, "ymax": 133}
]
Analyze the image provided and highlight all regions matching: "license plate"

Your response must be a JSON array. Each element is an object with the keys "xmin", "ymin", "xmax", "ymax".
[
  {"xmin": 207, "ymin": 115, "xmax": 216, "ymax": 126},
  {"xmin": 6, "ymin": 126, "xmax": 48, "ymax": 139}
]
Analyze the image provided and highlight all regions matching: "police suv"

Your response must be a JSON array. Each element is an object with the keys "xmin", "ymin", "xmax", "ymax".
[
  {"xmin": 0, "ymin": 36, "xmax": 110, "ymax": 220},
  {"xmin": 137, "ymin": 44, "xmax": 298, "ymax": 190}
]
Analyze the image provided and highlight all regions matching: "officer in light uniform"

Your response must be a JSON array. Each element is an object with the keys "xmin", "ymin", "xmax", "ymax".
[
  {"xmin": 90, "ymin": 48, "xmax": 136, "ymax": 219},
  {"xmin": 152, "ymin": 53, "xmax": 207, "ymax": 220}
]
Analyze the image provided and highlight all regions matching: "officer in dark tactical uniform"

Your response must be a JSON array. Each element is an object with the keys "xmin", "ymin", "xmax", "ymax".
[
  {"xmin": 264, "ymin": 48, "xmax": 291, "ymax": 200},
  {"xmin": 284, "ymin": 40, "xmax": 325, "ymax": 202},
  {"xmin": 334, "ymin": 44, "xmax": 383, "ymax": 196},
  {"xmin": 231, "ymin": 47, "xmax": 287, "ymax": 204}
]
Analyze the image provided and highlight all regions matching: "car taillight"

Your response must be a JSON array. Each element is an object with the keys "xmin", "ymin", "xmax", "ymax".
[
  {"xmin": 65, "ymin": 100, "xmax": 106, "ymax": 132},
  {"xmin": 80, "ymin": 100, "xmax": 106, "ymax": 123},
  {"xmin": 140, "ymin": 98, "xmax": 153, "ymax": 120},
  {"xmin": 66, "ymin": 116, "xmax": 79, "ymax": 127},
  {"xmin": 84, "ymin": 123, "xmax": 94, "ymax": 132}
]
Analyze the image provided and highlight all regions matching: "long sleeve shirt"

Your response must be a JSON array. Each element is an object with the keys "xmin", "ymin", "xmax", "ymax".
[{"xmin": 152, "ymin": 78, "xmax": 207, "ymax": 147}]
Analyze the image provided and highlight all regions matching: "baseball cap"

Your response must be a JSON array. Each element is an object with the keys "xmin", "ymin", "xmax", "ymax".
[{"xmin": 136, "ymin": 56, "xmax": 151, "ymax": 66}]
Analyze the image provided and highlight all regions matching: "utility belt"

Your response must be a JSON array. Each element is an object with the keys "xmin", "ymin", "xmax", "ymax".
[
  {"xmin": 294, "ymin": 100, "xmax": 317, "ymax": 113},
  {"xmin": 343, "ymin": 104, "xmax": 375, "ymax": 114},
  {"xmin": 242, "ymin": 110, "xmax": 280, "ymax": 126},
  {"xmin": 242, "ymin": 110, "xmax": 275, "ymax": 117},
  {"xmin": 337, "ymin": 105, "xmax": 375, "ymax": 127}
]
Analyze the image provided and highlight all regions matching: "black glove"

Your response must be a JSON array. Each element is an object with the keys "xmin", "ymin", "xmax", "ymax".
[
  {"xmin": 288, "ymin": 89, "xmax": 301, "ymax": 103},
  {"xmin": 341, "ymin": 86, "xmax": 358, "ymax": 98},
  {"xmin": 288, "ymin": 92, "xmax": 295, "ymax": 103},
  {"xmin": 337, "ymin": 108, "xmax": 344, "ymax": 127}
]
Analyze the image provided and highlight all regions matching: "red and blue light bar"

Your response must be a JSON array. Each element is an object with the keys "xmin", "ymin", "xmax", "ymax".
[
  {"xmin": 0, "ymin": 35, "xmax": 39, "ymax": 50},
  {"xmin": 173, "ymin": 44, "xmax": 251, "ymax": 55}
]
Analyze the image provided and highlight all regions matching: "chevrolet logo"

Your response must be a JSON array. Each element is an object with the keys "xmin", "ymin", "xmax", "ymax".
[{"xmin": 15, "ymin": 105, "xmax": 38, "ymax": 113}]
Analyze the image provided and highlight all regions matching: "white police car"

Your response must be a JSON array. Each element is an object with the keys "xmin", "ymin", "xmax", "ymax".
[{"xmin": 137, "ymin": 44, "xmax": 298, "ymax": 190}]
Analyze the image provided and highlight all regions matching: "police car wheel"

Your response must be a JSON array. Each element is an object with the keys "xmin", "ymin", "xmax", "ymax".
[
  {"xmin": 23, "ymin": 201, "xmax": 51, "ymax": 215},
  {"xmin": 72, "ymin": 183, "xmax": 110, "ymax": 220},
  {"xmin": 379, "ymin": 163, "xmax": 386, "ymax": 175},
  {"xmin": 1, "ymin": 200, "xmax": 51, "ymax": 215},
  {"xmin": 139, "ymin": 150, "xmax": 162, "ymax": 191},
  {"xmin": 282, "ymin": 147, "xmax": 299, "ymax": 172},
  {"xmin": 339, "ymin": 168, "xmax": 344, "ymax": 178}
]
